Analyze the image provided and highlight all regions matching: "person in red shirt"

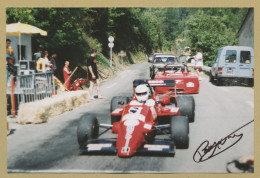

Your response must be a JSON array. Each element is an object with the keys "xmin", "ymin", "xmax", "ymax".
[{"xmin": 63, "ymin": 61, "xmax": 72, "ymax": 90}]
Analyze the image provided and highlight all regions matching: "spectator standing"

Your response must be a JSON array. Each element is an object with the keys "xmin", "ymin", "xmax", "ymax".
[
  {"xmin": 194, "ymin": 48, "xmax": 203, "ymax": 81},
  {"xmin": 6, "ymin": 39, "xmax": 13, "ymax": 82},
  {"xmin": 49, "ymin": 52, "xmax": 57, "ymax": 73},
  {"xmin": 33, "ymin": 48, "xmax": 43, "ymax": 61},
  {"xmin": 63, "ymin": 61, "xmax": 72, "ymax": 90},
  {"xmin": 44, "ymin": 50, "xmax": 53, "ymax": 72},
  {"xmin": 6, "ymin": 39, "xmax": 15, "ymax": 61},
  {"xmin": 36, "ymin": 52, "xmax": 46, "ymax": 73},
  {"xmin": 87, "ymin": 49, "xmax": 104, "ymax": 100},
  {"xmin": 6, "ymin": 39, "xmax": 11, "ymax": 53}
]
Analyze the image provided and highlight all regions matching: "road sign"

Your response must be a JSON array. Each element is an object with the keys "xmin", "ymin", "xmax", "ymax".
[
  {"xmin": 108, "ymin": 42, "xmax": 114, "ymax": 48},
  {"xmin": 108, "ymin": 36, "xmax": 114, "ymax": 42},
  {"xmin": 119, "ymin": 50, "xmax": 126, "ymax": 56},
  {"xmin": 118, "ymin": 50, "xmax": 126, "ymax": 65},
  {"xmin": 108, "ymin": 36, "xmax": 114, "ymax": 67}
]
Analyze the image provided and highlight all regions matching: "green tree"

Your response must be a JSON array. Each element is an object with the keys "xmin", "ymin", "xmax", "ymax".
[{"xmin": 179, "ymin": 8, "xmax": 248, "ymax": 65}]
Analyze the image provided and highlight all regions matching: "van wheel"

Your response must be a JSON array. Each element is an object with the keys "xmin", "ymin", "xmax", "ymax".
[
  {"xmin": 248, "ymin": 78, "xmax": 254, "ymax": 87},
  {"xmin": 209, "ymin": 73, "xmax": 214, "ymax": 82},
  {"xmin": 217, "ymin": 78, "xmax": 222, "ymax": 86}
]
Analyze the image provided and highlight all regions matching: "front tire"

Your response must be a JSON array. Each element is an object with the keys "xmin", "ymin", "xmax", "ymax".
[
  {"xmin": 77, "ymin": 115, "xmax": 99, "ymax": 148},
  {"xmin": 177, "ymin": 95, "xmax": 195, "ymax": 122},
  {"xmin": 170, "ymin": 116, "xmax": 189, "ymax": 149}
]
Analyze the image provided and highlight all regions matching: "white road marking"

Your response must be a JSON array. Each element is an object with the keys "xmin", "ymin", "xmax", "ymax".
[
  {"xmin": 106, "ymin": 83, "xmax": 117, "ymax": 89},
  {"xmin": 246, "ymin": 101, "xmax": 254, "ymax": 108}
]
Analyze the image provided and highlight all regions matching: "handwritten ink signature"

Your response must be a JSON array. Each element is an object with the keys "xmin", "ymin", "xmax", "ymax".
[{"xmin": 193, "ymin": 120, "xmax": 254, "ymax": 163}]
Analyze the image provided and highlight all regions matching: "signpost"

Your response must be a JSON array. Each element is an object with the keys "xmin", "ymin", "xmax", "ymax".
[
  {"xmin": 108, "ymin": 36, "xmax": 114, "ymax": 67},
  {"xmin": 118, "ymin": 50, "xmax": 126, "ymax": 65}
]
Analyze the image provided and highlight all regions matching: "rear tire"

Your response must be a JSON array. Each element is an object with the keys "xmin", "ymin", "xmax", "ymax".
[
  {"xmin": 209, "ymin": 73, "xmax": 214, "ymax": 82},
  {"xmin": 217, "ymin": 78, "xmax": 223, "ymax": 86},
  {"xmin": 77, "ymin": 115, "xmax": 99, "ymax": 148},
  {"xmin": 110, "ymin": 96, "xmax": 130, "ymax": 124},
  {"xmin": 248, "ymin": 78, "xmax": 254, "ymax": 87},
  {"xmin": 170, "ymin": 116, "xmax": 189, "ymax": 149},
  {"xmin": 177, "ymin": 95, "xmax": 195, "ymax": 123}
]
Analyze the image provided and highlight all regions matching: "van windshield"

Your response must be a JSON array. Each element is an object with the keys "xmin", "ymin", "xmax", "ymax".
[
  {"xmin": 240, "ymin": 51, "xmax": 251, "ymax": 64},
  {"xmin": 225, "ymin": 50, "xmax": 237, "ymax": 63}
]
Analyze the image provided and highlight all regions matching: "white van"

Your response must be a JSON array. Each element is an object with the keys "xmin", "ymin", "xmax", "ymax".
[{"xmin": 209, "ymin": 46, "xmax": 254, "ymax": 86}]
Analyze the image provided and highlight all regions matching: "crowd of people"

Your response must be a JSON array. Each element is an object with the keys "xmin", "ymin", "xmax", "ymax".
[
  {"xmin": 33, "ymin": 50, "xmax": 75, "ymax": 91},
  {"xmin": 34, "ymin": 49, "xmax": 57, "ymax": 73},
  {"xmin": 33, "ymin": 48, "xmax": 104, "ymax": 98}
]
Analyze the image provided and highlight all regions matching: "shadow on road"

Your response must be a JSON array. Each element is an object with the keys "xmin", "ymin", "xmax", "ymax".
[{"xmin": 7, "ymin": 129, "xmax": 16, "ymax": 136}]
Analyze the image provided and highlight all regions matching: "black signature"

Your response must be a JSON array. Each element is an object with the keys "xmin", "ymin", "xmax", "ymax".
[{"xmin": 193, "ymin": 120, "xmax": 254, "ymax": 163}]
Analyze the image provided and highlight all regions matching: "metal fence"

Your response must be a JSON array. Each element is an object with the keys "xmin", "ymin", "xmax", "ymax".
[{"xmin": 6, "ymin": 71, "xmax": 56, "ymax": 115}]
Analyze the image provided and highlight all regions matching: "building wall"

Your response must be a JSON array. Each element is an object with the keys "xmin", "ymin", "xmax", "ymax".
[
  {"xmin": 6, "ymin": 34, "xmax": 32, "ymax": 64},
  {"xmin": 238, "ymin": 9, "xmax": 254, "ymax": 48}
]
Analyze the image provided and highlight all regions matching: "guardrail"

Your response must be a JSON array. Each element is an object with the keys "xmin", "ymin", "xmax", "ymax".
[{"xmin": 6, "ymin": 72, "xmax": 56, "ymax": 116}]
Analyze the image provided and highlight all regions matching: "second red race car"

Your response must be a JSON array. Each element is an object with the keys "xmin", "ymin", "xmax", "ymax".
[
  {"xmin": 77, "ymin": 79, "xmax": 195, "ymax": 157},
  {"xmin": 153, "ymin": 64, "xmax": 199, "ymax": 94}
]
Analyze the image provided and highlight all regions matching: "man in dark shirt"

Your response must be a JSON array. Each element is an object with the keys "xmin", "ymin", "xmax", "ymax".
[
  {"xmin": 49, "ymin": 52, "xmax": 57, "ymax": 74},
  {"xmin": 87, "ymin": 49, "xmax": 104, "ymax": 100}
]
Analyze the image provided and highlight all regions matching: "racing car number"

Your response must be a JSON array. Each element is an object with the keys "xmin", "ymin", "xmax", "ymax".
[{"xmin": 129, "ymin": 107, "xmax": 143, "ymax": 114}]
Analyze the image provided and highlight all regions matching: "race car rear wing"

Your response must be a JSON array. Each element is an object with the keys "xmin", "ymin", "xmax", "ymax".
[
  {"xmin": 148, "ymin": 79, "xmax": 175, "ymax": 87},
  {"xmin": 133, "ymin": 79, "xmax": 175, "ymax": 88}
]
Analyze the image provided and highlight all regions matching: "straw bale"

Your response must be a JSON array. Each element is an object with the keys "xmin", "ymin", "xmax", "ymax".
[{"xmin": 17, "ymin": 91, "xmax": 88, "ymax": 124}]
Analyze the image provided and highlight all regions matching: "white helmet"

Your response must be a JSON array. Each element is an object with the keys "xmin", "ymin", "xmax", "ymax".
[{"xmin": 135, "ymin": 84, "xmax": 149, "ymax": 103}]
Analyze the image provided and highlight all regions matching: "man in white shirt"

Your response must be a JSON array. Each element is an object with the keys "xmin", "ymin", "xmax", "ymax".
[
  {"xmin": 44, "ymin": 50, "xmax": 53, "ymax": 72},
  {"xmin": 194, "ymin": 48, "xmax": 203, "ymax": 81}
]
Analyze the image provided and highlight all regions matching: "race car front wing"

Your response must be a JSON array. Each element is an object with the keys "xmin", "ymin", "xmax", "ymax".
[{"xmin": 79, "ymin": 139, "xmax": 175, "ymax": 156}]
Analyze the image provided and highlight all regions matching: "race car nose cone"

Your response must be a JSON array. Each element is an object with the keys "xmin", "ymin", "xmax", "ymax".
[{"xmin": 117, "ymin": 120, "xmax": 144, "ymax": 157}]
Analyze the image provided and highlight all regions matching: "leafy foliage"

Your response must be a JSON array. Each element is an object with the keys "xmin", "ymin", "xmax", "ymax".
[
  {"xmin": 6, "ymin": 7, "xmax": 249, "ymax": 73},
  {"xmin": 177, "ymin": 8, "xmax": 248, "ymax": 65}
]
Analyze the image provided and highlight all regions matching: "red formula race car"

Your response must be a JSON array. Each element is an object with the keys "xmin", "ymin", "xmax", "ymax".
[
  {"xmin": 154, "ymin": 64, "xmax": 199, "ymax": 94},
  {"xmin": 70, "ymin": 78, "xmax": 88, "ymax": 91},
  {"xmin": 77, "ymin": 79, "xmax": 195, "ymax": 157}
]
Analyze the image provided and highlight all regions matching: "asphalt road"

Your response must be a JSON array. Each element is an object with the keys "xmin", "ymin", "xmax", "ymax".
[{"xmin": 7, "ymin": 62, "xmax": 254, "ymax": 173}]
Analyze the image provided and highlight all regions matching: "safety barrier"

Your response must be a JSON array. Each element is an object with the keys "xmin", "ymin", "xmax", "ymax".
[{"xmin": 6, "ymin": 72, "xmax": 56, "ymax": 116}]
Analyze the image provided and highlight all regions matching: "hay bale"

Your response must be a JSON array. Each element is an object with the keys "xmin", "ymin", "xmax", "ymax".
[{"xmin": 17, "ymin": 91, "xmax": 88, "ymax": 124}]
